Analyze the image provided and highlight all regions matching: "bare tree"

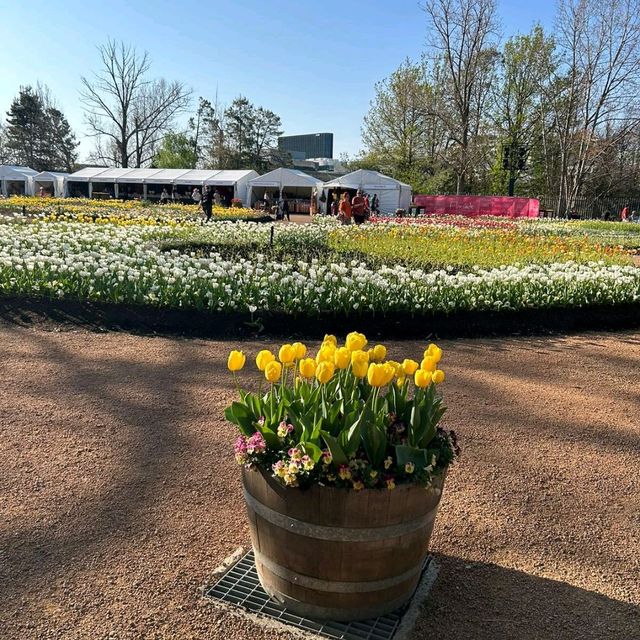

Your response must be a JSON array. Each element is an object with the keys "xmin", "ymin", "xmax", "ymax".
[
  {"xmin": 80, "ymin": 39, "xmax": 191, "ymax": 167},
  {"xmin": 423, "ymin": 0, "xmax": 499, "ymax": 194},
  {"xmin": 546, "ymin": 0, "xmax": 640, "ymax": 214}
]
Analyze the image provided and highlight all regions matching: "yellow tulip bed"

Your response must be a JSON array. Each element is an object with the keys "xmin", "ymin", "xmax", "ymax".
[
  {"xmin": 328, "ymin": 222, "xmax": 632, "ymax": 270},
  {"xmin": 0, "ymin": 196, "xmax": 262, "ymax": 225},
  {"xmin": 226, "ymin": 332, "xmax": 458, "ymax": 490}
]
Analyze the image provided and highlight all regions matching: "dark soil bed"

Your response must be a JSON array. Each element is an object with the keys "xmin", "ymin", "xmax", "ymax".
[{"xmin": 1, "ymin": 295, "xmax": 639, "ymax": 340}]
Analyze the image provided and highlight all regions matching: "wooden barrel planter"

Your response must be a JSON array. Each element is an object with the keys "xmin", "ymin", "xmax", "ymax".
[{"xmin": 242, "ymin": 465, "xmax": 446, "ymax": 621}]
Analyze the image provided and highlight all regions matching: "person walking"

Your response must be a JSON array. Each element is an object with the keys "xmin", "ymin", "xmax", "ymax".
[
  {"xmin": 201, "ymin": 185, "xmax": 213, "ymax": 223},
  {"xmin": 310, "ymin": 189, "xmax": 318, "ymax": 216},
  {"xmin": 338, "ymin": 192, "xmax": 352, "ymax": 224},
  {"xmin": 371, "ymin": 193, "xmax": 379, "ymax": 215},
  {"xmin": 621, "ymin": 205, "xmax": 630, "ymax": 221},
  {"xmin": 282, "ymin": 197, "xmax": 290, "ymax": 222},
  {"xmin": 351, "ymin": 189, "xmax": 366, "ymax": 225}
]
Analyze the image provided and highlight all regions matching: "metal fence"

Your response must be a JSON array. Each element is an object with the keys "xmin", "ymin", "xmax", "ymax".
[{"xmin": 537, "ymin": 195, "xmax": 640, "ymax": 220}]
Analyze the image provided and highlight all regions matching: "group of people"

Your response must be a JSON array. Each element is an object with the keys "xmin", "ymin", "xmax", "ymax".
[
  {"xmin": 261, "ymin": 192, "xmax": 291, "ymax": 221},
  {"xmin": 620, "ymin": 206, "xmax": 640, "ymax": 222},
  {"xmin": 334, "ymin": 190, "xmax": 379, "ymax": 225}
]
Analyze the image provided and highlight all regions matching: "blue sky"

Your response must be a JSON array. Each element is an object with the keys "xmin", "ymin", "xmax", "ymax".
[{"xmin": 0, "ymin": 0, "xmax": 556, "ymax": 162}]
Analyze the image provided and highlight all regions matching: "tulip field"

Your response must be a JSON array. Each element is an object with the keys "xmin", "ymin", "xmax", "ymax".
[{"xmin": 0, "ymin": 199, "xmax": 639, "ymax": 327}]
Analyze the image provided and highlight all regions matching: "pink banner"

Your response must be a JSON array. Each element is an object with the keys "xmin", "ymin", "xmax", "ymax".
[{"xmin": 412, "ymin": 195, "xmax": 539, "ymax": 218}]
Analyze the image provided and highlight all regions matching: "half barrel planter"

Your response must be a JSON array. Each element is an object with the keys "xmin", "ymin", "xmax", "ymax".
[{"xmin": 242, "ymin": 465, "xmax": 446, "ymax": 621}]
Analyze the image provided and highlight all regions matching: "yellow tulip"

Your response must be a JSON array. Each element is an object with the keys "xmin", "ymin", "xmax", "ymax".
[
  {"xmin": 424, "ymin": 343, "xmax": 443, "ymax": 363},
  {"xmin": 372, "ymin": 344, "xmax": 387, "ymax": 362},
  {"xmin": 256, "ymin": 349, "xmax": 275, "ymax": 371},
  {"xmin": 380, "ymin": 363, "xmax": 396, "ymax": 386},
  {"xmin": 432, "ymin": 369, "xmax": 446, "ymax": 384},
  {"xmin": 402, "ymin": 359, "xmax": 419, "ymax": 376},
  {"xmin": 316, "ymin": 344, "xmax": 335, "ymax": 364},
  {"xmin": 264, "ymin": 360, "xmax": 282, "ymax": 383},
  {"xmin": 351, "ymin": 349, "xmax": 369, "ymax": 366},
  {"xmin": 421, "ymin": 357, "xmax": 437, "ymax": 372},
  {"xmin": 396, "ymin": 376, "xmax": 406, "ymax": 388},
  {"xmin": 227, "ymin": 350, "xmax": 246, "ymax": 372},
  {"xmin": 351, "ymin": 359, "xmax": 369, "ymax": 379},
  {"xmin": 387, "ymin": 360, "xmax": 402, "ymax": 377},
  {"xmin": 299, "ymin": 357, "xmax": 316, "ymax": 379},
  {"xmin": 346, "ymin": 331, "xmax": 367, "ymax": 352},
  {"xmin": 414, "ymin": 369, "xmax": 432, "ymax": 388},
  {"xmin": 278, "ymin": 344, "xmax": 296, "ymax": 364},
  {"xmin": 292, "ymin": 342, "xmax": 307, "ymax": 359},
  {"xmin": 323, "ymin": 334, "xmax": 337, "ymax": 346},
  {"xmin": 316, "ymin": 361, "xmax": 335, "ymax": 384},
  {"xmin": 334, "ymin": 347, "xmax": 351, "ymax": 369},
  {"xmin": 367, "ymin": 363, "xmax": 395, "ymax": 387}
]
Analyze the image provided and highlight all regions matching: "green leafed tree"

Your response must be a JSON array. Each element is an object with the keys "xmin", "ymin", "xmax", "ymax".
[
  {"xmin": 152, "ymin": 132, "xmax": 197, "ymax": 168},
  {"xmin": 5, "ymin": 85, "xmax": 78, "ymax": 172},
  {"xmin": 491, "ymin": 25, "xmax": 556, "ymax": 196}
]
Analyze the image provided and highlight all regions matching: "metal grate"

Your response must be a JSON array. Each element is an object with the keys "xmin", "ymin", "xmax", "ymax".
[{"xmin": 205, "ymin": 551, "xmax": 431, "ymax": 640}]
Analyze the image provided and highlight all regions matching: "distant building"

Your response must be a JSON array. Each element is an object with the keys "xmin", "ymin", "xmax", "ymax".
[{"xmin": 278, "ymin": 133, "xmax": 333, "ymax": 160}]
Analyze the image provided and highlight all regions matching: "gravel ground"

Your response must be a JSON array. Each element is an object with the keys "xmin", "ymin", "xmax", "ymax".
[{"xmin": 1, "ymin": 324, "xmax": 639, "ymax": 640}]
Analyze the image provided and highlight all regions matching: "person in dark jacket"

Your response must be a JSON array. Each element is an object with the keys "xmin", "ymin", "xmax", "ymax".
[{"xmin": 201, "ymin": 185, "xmax": 214, "ymax": 223}]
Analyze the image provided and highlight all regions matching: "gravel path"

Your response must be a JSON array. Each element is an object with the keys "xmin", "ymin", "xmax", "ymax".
[{"xmin": 1, "ymin": 325, "xmax": 638, "ymax": 639}]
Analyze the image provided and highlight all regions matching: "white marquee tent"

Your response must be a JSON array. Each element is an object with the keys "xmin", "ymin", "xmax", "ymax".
[
  {"xmin": 0, "ymin": 165, "xmax": 38, "ymax": 196},
  {"xmin": 33, "ymin": 171, "xmax": 69, "ymax": 198},
  {"xmin": 322, "ymin": 169, "xmax": 412, "ymax": 214},
  {"xmin": 247, "ymin": 168, "xmax": 322, "ymax": 206},
  {"xmin": 64, "ymin": 167, "xmax": 259, "ymax": 204}
]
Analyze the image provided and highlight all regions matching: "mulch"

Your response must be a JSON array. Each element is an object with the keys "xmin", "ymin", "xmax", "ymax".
[{"xmin": 1, "ymin": 323, "xmax": 639, "ymax": 639}]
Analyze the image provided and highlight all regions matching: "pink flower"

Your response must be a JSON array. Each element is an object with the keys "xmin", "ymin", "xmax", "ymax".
[
  {"xmin": 234, "ymin": 436, "xmax": 248, "ymax": 455},
  {"xmin": 246, "ymin": 432, "xmax": 266, "ymax": 454},
  {"xmin": 321, "ymin": 449, "xmax": 333, "ymax": 465}
]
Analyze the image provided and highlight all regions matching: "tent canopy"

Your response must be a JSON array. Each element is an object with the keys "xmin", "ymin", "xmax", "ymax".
[
  {"xmin": 323, "ymin": 169, "xmax": 410, "ymax": 191},
  {"xmin": 66, "ymin": 167, "xmax": 110, "ymax": 182},
  {"xmin": 249, "ymin": 168, "xmax": 321, "ymax": 189},
  {"xmin": 34, "ymin": 171, "xmax": 69, "ymax": 180},
  {"xmin": 173, "ymin": 169, "xmax": 221, "ymax": 185},
  {"xmin": 0, "ymin": 165, "xmax": 38, "ymax": 180},
  {"xmin": 322, "ymin": 169, "xmax": 412, "ymax": 214}
]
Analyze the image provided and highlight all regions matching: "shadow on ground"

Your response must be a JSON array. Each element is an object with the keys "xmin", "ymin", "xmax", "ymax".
[{"xmin": 413, "ymin": 555, "xmax": 640, "ymax": 640}]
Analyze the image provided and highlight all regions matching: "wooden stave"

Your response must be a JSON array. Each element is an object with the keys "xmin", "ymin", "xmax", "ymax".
[{"xmin": 242, "ymin": 465, "xmax": 445, "ymax": 621}]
